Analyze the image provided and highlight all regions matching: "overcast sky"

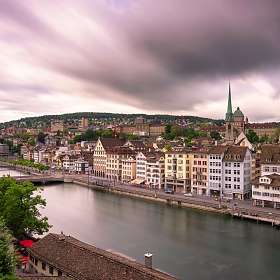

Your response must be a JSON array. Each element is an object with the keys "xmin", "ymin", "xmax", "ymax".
[{"xmin": 1, "ymin": 0, "xmax": 280, "ymax": 122}]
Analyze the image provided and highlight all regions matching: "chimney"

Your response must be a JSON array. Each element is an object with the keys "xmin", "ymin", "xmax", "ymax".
[
  {"xmin": 144, "ymin": 253, "xmax": 153, "ymax": 269},
  {"xmin": 59, "ymin": 231, "xmax": 65, "ymax": 241}
]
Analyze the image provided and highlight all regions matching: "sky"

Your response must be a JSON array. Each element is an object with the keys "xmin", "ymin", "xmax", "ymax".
[{"xmin": 1, "ymin": 0, "xmax": 280, "ymax": 122}]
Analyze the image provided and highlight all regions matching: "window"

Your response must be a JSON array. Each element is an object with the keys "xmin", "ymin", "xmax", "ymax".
[
  {"xmin": 42, "ymin": 262, "xmax": 46, "ymax": 271},
  {"xmin": 58, "ymin": 270, "xmax": 63, "ymax": 276},
  {"xmin": 49, "ymin": 266, "xmax": 54, "ymax": 275}
]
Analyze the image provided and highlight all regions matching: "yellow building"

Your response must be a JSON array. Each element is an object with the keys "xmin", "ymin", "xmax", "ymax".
[{"xmin": 164, "ymin": 150, "xmax": 193, "ymax": 193}]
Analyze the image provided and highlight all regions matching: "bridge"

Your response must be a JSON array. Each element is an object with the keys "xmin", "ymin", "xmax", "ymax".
[{"xmin": 13, "ymin": 175, "xmax": 65, "ymax": 184}]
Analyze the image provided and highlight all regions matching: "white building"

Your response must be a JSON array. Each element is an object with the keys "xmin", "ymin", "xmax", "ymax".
[
  {"xmin": 260, "ymin": 145, "xmax": 280, "ymax": 176},
  {"xmin": 252, "ymin": 174, "xmax": 280, "ymax": 208},
  {"xmin": 74, "ymin": 159, "xmax": 89, "ymax": 174},
  {"xmin": 208, "ymin": 146, "xmax": 228, "ymax": 197},
  {"xmin": 222, "ymin": 146, "xmax": 252, "ymax": 200},
  {"xmin": 146, "ymin": 153, "xmax": 165, "ymax": 189},
  {"xmin": 136, "ymin": 152, "xmax": 148, "ymax": 183}
]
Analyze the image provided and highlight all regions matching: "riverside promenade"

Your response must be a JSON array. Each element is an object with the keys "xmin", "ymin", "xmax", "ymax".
[{"xmin": 1, "ymin": 161, "xmax": 280, "ymax": 228}]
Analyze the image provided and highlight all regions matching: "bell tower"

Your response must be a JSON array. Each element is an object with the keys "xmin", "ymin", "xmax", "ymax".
[{"xmin": 225, "ymin": 82, "xmax": 234, "ymax": 142}]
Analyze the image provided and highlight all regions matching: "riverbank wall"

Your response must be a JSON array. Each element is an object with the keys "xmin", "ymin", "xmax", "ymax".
[{"xmin": 65, "ymin": 178, "xmax": 280, "ymax": 228}]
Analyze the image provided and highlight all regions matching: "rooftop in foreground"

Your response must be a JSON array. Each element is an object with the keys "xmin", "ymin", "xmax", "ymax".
[{"xmin": 28, "ymin": 233, "xmax": 176, "ymax": 280}]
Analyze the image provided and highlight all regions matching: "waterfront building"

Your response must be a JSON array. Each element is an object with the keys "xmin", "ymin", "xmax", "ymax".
[
  {"xmin": 121, "ymin": 155, "xmax": 136, "ymax": 183},
  {"xmin": 33, "ymin": 148, "xmax": 45, "ymax": 163},
  {"xmin": 92, "ymin": 138, "xmax": 125, "ymax": 177},
  {"xmin": 136, "ymin": 151, "xmax": 148, "ymax": 183},
  {"xmin": 61, "ymin": 154, "xmax": 79, "ymax": 172},
  {"xmin": 260, "ymin": 145, "xmax": 280, "ymax": 176},
  {"xmin": 191, "ymin": 149, "xmax": 209, "ymax": 195},
  {"xmin": 21, "ymin": 145, "xmax": 34, "ymax": 161},
  {"xmin": 74, "ymin": 159, "xmax": 89, "ymax": 174},
  {"xmin": 252, "ymin": 174, "xmax": 280, "ymax": 208},
  {"xmin": 27, "ymin": 233, "xmax": 175, "ymax": 280},
  {"xmin": 146, "ymin": 153, "xmax": 165, "ymax": 189},
  {"xmin": 106, "ymin": 147, "xmax": 135, "ymax": 181},
  {"xmin": 164, "ymin": 150, "xmax": 192, "ymax": 193},
  {"xmin": 222, "ymin": 146, "xmax": 252, "ymax": 200},
  {"xmin": 208, "ymin": 145, "xmax": 228, "ymax": 197}
]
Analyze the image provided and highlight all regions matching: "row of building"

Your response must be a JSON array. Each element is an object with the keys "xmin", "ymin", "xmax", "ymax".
[{"xmin": 91, "ymin": 139, "xmax": 280, "ymax": 207}]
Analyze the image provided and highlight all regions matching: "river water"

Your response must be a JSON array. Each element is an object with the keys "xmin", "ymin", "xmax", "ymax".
[{"xmin": 37, "ymin": 183, "xmax": 280, "ymax": 280}]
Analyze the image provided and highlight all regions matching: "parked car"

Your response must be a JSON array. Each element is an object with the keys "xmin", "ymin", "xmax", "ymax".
[
  {"xmin": 165, "ymin": 188, "xmax": 174, "ymax": 194},
  {"xmin": 184, "ymin": 193, "xmax": 193, "ymax": 197}
]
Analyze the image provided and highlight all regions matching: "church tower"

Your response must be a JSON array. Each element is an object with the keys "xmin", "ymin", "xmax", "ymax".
[{"xmin": 225, "ymin": 82, "xmax": 234, "ymax": 142}]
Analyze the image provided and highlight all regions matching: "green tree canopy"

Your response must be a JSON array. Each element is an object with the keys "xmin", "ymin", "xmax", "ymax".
[
  {"xmin": 37, "ymin": 132, "xmax": 46, "ymax": 144},
  {"xmin": 210, "ymin": 131, "xmax": 222, "ymax": 140},
  {"xmin": 0, "ymin": 177, "xmax": 50, "ymax": 239},
  {"xmin": 0, "ymin": 218, "xmax": 16, "ymax": 278},
  {"xmin": 246, "ymin": 129, "xmax": 259, "ymax": 143}
]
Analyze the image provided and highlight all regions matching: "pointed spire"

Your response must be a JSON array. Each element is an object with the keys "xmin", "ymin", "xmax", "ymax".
[{"xmin": 225, "ymin": 81, "xmax": 233, "ymax": 122}]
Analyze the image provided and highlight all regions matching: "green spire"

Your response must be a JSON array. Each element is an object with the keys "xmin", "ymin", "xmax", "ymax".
[{"xmin": 225, "ymin": 81, "xmax": 233, "ymax": 122}]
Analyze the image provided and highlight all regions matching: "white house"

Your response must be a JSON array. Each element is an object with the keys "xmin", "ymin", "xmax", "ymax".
[
  {"xmin": 222, "ymin": 146, "xmax": 252, "ymax": 200},
  {"xmin": 136, "ymin": 152, "xmax": 148, "ymax": 183},
  {"xmin": 260, "ymin": 145, "xmax": 280, "ymax": 176},
  {"xmin": 252, "ymin": 174, "xmax": 280, "ymax": 208},
  {"xmin": 146, "ymin": 153, "xmax": 165, "ymax": 189},
  {"xmin": 208, "ymin": 146, "xmax": 228, "ymax": 197}
]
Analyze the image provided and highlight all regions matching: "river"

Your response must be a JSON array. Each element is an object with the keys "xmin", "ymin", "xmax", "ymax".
[{"xmin": 36, "ymin": 183, "xmax": 280, "ymax": 280}]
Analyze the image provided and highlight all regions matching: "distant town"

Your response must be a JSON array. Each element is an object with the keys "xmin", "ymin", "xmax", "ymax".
[{"xmin": 0, "ymin": 84, "xmax": 280, "ymax": 207}]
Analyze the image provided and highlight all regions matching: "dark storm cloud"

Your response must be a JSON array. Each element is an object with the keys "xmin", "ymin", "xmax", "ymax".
[
  {"xmin": 1, "ymin": 0, "xmax": 280, "ymax": 120},
  {"xmin": 42, "ymin": 0, "xmax": 280, "ymax": 111}
]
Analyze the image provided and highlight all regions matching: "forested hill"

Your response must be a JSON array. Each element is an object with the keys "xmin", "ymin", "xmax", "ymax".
[{"xmin": 0, "ymin": 112, "xmax": 221, "ymax": 129}]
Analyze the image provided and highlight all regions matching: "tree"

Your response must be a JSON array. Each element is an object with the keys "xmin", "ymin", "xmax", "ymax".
[
  {"xmin": 101, "ymin": 129, "xmax": 113, "ymax": 138},
  {"xmin": 273, "ymin": 128, "xmax": 280, "ymax": 143},
  {"xmin": 246, "ymin": 129, "xmax": 259, "ymax": 143},
  {"xmin": 210, "ymin": 131, "xmax": 222, "ymax": 140},
  {"xmin": 0, "ymin": 177, "xmax": 50, "ymax": 239},
  {"xmin": 37, "ymin": 132, "xmax": 46, "ymax": 144},
  {"xmin": 0, "ymin": 218, "xmax": 16, "ymax": 278}
]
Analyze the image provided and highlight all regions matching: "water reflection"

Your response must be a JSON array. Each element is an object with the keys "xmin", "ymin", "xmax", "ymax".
[{"xmin": 38, "ymin": 183, "xmax": 280, "ymax": 280}]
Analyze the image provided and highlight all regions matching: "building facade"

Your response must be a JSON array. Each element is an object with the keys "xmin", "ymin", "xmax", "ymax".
[
  {"xmin": 164, "ymin": 151, "xmax": 192, "ymax": 193},
  {"xmin": 252, "ymin": 174, "xmax": 280, "ymax": 208},
  {"xmin": 191, "ymin": 150, "xmax": 208, "ymax": 195},
  {"xmin": 208, "ymin": 146, "xmax": 228, "ymax": 197},
  {"xmin": 222, "ymin": 146, "xmax": 252, "ymax": 200}
]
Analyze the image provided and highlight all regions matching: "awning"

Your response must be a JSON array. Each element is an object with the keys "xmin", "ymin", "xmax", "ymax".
[
  {"xmin": 130, "ymin": 178, "xmax": 145, "ymax": 185},
  {"xmin": 20, "ymin": 240, "xmax": 33, "ymax": 248}
]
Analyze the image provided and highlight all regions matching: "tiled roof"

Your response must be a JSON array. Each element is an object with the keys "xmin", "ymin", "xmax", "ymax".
[
  {"xmin": 223, "ymin": 146, "xmax": 248, "ymax": 162},
  {"xmin": 29, "ymin": 234, "xmax": 176, "ymax": 280},
  {"xmin": 18, "ymin": 274, "xmax": 71, "ymax": 280},
  {"xmin": 100, "ymin": 138, "xmax": 126, "ymax": 151},
  {"xmin": 208, "ymin": 145, "xmax": 228, "ymax": 155},
  {"xmin": 106, "ymin": 146, "xmax": 136, "ymax": 155},
  {"xmin": 125, "ymin": 140, "xmax": 146, "ymax": 148},
  {"xmin": 252, "ymin": 174, "xmax": 280, "ymax": 186},
  {"xmin": 260, "ymin": 145, "xmax": 280, "ymax": 164},
  {"xmin": 247, "ymin": 122, "xmax": 280, "ymax": 129}
]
